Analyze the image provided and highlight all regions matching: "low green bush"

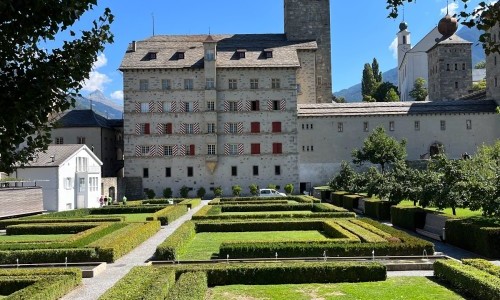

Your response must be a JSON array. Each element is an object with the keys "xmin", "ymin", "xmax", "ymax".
[
  {"xmin": 390, "ymin": 206, "xmax": 426, "ymax": 231},
  {"xmin": 143, "ymin": 199, "xmax": 172, "ymax": 205},
  {"xmin": 195, "ymin": 220, "xmax": 323, "ymax": 233},
  {"xmin": 146, "ymin": 205, "xmax": 187, "ymax": 225},
  {"xmin": 335, "ymin": 220, "xmax": 387, "ymax": 243},
  {"xmin": 219, "ymin": 195, "xmax": 320, "ymax": 203},
  {"xmin": 23, "ymin": 209, "xmax": 91, "ymax": 219},
  {"xmin": 342, "ymin": 194, "xmax": 362, "ymax": 211},
  {"xmin": 155, "ymin": 221, "xmax": 196, "ymax": 260},
  {"xmin": 0, "ymin": 248, "xmax": 99, "ymax": 264},
  {"xmin": 178, "ymin": 199, "xmax": 201, "ymax": 209},
  {"xmin": 434, "ymin": 260, "xmax": 500, "ymax": 300},
  {"xmin": 364, "ymin": 199, "xmax": 391, "ymax": 220},
  {"xmin": 0, "ymin": 217, "xmax": 124, "ymax": 230},
  {"xmin": 312, "ymin": 203, "xmax": 348, "ymax": 212},
  {"xmin": 99, "ymin": 266, "xmax": 175, "ymax": 300},
  {"xmin": 212, "ymin": 200, "xmax": 289, "ymax": 205},
  {"xmin": 167, "ymin": 271, "xmax": 207, "ymax": 300},
  {"xmin": 192, "ymin": 211, "xmax": 355, "ymax": 221},
  {"xmin": 90, "ymin": 205, "xmax": 167, "ymax": 215},
  {"xmin": 445, "ymin": 217, "xmax": 500, "ymax": 258},
  {"xmin": 331, "ymin": 191, "xmax": 349, "ymax": 207},
  {"xmin": 220, "ymin": 203, "xmax": 312, "ymax": 213},
  {"xmin": 322, "ymin": 221, "xmax": 361, "ymax": 241},
  {"xmin": 462, "ymin": 259, "xmax": 500, "ymax": 278},
  {"xmin": 6, "ymin": 223, "xmax": 96, "ymax": 235}
]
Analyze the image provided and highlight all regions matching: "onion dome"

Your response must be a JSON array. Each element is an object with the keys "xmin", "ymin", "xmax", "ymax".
[
  {"xmin": 438, "ymin": 15, "xmax": 458, "ymax": 37},
  {"xmin": 399, "ymin": 21, "xmax": 408, "ymax": 31}
]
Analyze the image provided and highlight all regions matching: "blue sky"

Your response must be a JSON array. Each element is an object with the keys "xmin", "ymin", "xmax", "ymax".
[{"xmin": 72, "ymin": 0, "xmax": 488, "ymax": 102}]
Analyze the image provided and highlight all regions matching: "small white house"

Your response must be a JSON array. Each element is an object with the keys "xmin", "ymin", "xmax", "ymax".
[{"xmin": 13, "ymin": 144, "xmax": 103, "ymax": 212}]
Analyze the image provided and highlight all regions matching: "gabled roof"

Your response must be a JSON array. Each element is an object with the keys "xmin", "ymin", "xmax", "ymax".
[
  {"xmin": 427, "ymin": 33, "xmax": 472, "ymax": 52},
  {"xmin": 120, "ymin": 34, "xmax": 317, "ymax": 70},
  {"xmin": 55, "ymin": 110, "xmax": 122, "ymax": 129},
  {"xmin": 22, "ymin": 144, "xmax": 102, "ymax": 168},
  {"xmin": 298, "ymin": 99, "xmax": 498, "ymax": 117}
]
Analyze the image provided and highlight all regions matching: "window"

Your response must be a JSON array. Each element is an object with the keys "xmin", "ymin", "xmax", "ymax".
[
  {"xmin": 229, "ymin": 79, "xmax": 237, "ymax": 90},
  {"xmin": 440, "ymin": 120, "xmax": 446, "ymax": 131},
  {"xmin": 205, "ymin": 50, "xmax": 215, "ymax": 61},
  {"xmin": 228, "ymin": 101, "xmax": 238, "ymax": 111},
  {"xmin": 143, "ymin": 168, "xmax": 149, "ymax": 178},
  {"xmin": 183, "ymin": 102, "xmax": 193, "ymax": 112},
  {"xmin": 275, "ymin": 165, "xmax": 281, "ymax": 176},
  {"xmin": 272, "ymin": 100, "xmax": 280, "ymax": 110},
  {"xmin": 185, "ymin": 124, "xmax": 194, "ymax": 134},
  {"xmin": 495, "ymin": 56, "xmax": 497, "ymax": 66},
  {"xmin": 165, "ymin": 167, "xmax": 171, "ymax": 177},
  {"xmin": 414, "ymin": 121, "xmax": 420, "ymax": 131},
  {"xmin": 264, "ymin": 50, "xmax": 273, "ymax": 58},
  {"xmin": 251, "ymin": 143, "xmax": 260, "ymax": 155},
  {"xmin": 186, "ymin": 144, "xmax": 195, "ymax": 156},
  {"xmin": 495, "ymin": 76, "xmax": 498, "ymax": 87},
  {"xmin": 141, "ymin": 102, "xmax": 149, "ymax": 113},
  {"xmin": 163, "ymin": 101, "xmax": 173, "ymax": 112},
  {"xmin": 64, "ymin": 177, "xmax": 73, "ymax": 189},
  {"xmin": 177, "ymin": 52, "xmax": 185, "ymax": 59},
  {"xmin": 184, "ymin": 79, "xmax": 193, "ymax": 90},
  {"xmin": 208, "ymin": 144, "xmax": 216, "ymax": 155},
  {"xmin": 55, "ymin": 137, "xmax": 64, "ymax": 144},
  {"xmin": 76, "ymin": 157, "xmax": 88, "ymax": 172},
  {"xmin": 253, "ymin": 166, "xmax": 259, "ymax": 176},
  {"xmin": 164, "ymin": 146, "xmax": 173, "ymax": 156},
  {"xmin": 455, "ymin": 82, "xmax": 459, "ymax": 89},
  {"xmin": 231, "ymin": 166, "xmax": 237, "ymax": 176},
  {"xmin": 296, "ymin": 84, "xmax": 301, "ymax": 93},
  {"xmin": 271, "ymin": 78, "xmax": 280, "ymax": 89},
  {"xmin": 207, "ymin": 123, "xmax": 215, "ymax": 134},
  {"xmin": 311, "ymin": 145, "xmax": 314, "ymax": 152},
  {"xmin": 338, "ymin": 122, "xmax": 343, "ymax": 132},
  {"xmin": 206, "ymin": 78, "xmax": 215, "ymax": 89},
  {"xmin": 272, "ymin": 143, "xmax": 282, "ymax": 154},
  {"xmin": 251, "ymin": 122, "xmax": 260, "ymax": 133},
  {"xmin": 78, "ymin": 178, "xmax": 86, "ymax": 192},
  {"xmin": 446, "ymin": 64, "xmax": 450, "ymax": 71},
  {"xmin": 187, "ymin": 167, "xmax": 193, "ymax": 177},
  {"xmin": 466, "ymin": 119, "xmax": 472, "ymax": 130},
  {"xmin": 389, "ymin": 121, "xmax": 395, "ymax": 131},
  {"xmin": 363, "ymin": 122, "xmax": 369, "ymax": 132},
  {"xmin": 77, "ymin": 137, "xmax": 86, "ymax": 144},
  {"xmin": 227, "ymin": 123, "xmax": 237, "ymax": 134},
  {"xmin": 228, "ymin": 144, "xmax": 238, "ymax": 155},
  {"xmin": 251, "ymin": 100, "xmax": 260, "ymax": 111},
  {"xmin": 140, "ymin": 146, "xmax": 150, "ymax": 156},
  {"xmin": 165, "ymin": 123, "xmax": 173, "ymax": 134},
  {"xmin": 237, "ymin": 50, "xmax": 246, "ymax": 59},
  {"xmin": 250, "ymin": 79, "xmax": 259, "ymax": 89},
  {"xmin": 89, "ymin": 177, "xmax": 98, "ymax": 192},
  {"xmin": 139, "ymin": 79, "xmax": 149, "ymax": 91},
  {"xmin": 272, "ymin": 122, "xmax": 282, "ymax": 133},
  {"xmin": 162, "ymin": 79, "xmax": 171, "ymax": 90},
  {"xmin": 140, "ymin": 123, "xmax": 150, "ymax": 135},
  {"xmin": 207, "ymin": 101, "xmax": 215, "ymax": 111},
  {"xmin": 462, "ymin": 63, "xmax": 466, "ymax": 70},
  {"xmin": 454, "ymin": 63, "xmax": 458, "ymax": 70}
]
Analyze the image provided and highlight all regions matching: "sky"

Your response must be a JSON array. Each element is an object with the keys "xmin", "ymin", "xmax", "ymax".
[{"xmin": 66, "ymin": 0, "xmax": 490, "ymax": 103}]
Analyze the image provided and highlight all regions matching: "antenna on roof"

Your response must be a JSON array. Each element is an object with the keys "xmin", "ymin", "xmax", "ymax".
[
  {"xmin": 152, "ymin": 13, "xmax": 155, "ymax": 36},
  {"xmin": 402, "ymin": 5, "xmax": 405, "ymax": 22},
  {"xmin": 446, "ymin": 0, "xmax": 449, "ymax": 15},
  {"xmin": 209, "ymin": 27, "xmax": 211, "ymax": 35}
]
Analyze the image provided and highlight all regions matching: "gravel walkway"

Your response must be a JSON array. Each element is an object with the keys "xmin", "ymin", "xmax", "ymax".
[{"xmin": 61, "ymin": 200, "xmax": 209, "ymax": 300}]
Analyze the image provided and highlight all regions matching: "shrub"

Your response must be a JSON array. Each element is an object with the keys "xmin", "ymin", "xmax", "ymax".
[
  {"xmin": 267, "ymin": 184, "xmax": 277, "ymax": 189},
  {"xmin": 213, "ymin": 186, "xmax": 222, "ymax": 197},
  {"xmin": 6, "ymin": 223, "xmax": 96, "ymax": 235},
  {"xmin": 145, "ymin": 189, "xmax": 156, "ymax": 199},
  {"xmin": 0, "ymin": 248, "xmax": 99, "ymax": 264},
  {"xmin": 143, "ymin": 199, "xmax": 171, "ymax": 205},
  {"xmin": 0, "ymin": 217, "xmax": 124, "ymax": 230},
  {"xmin": 89, "ymin": 206, "xmax": 167, "ymax": 215},
  {"xmin": 391, "ymin": 206, "xmax": 426, "ymax": 230},
  {"xmin": 167, "ymin": 271, "xmax": 208, "ymax": 300},
  {"xmin": 146, "ymin": 205, "xmax": 187, "ymax": 225},
  {"xmin": 178, "ymin": 199, "xmax": 202, "ymax": 209},
  {"xmin": 284, "ymin": 183, "xmax": 294, "ymax": 194},
  {"xmin": 248, "ymin": 184, "xmax": 259, "ymax": 196},
  {"xmin": 179, "ymin": 186, "xmax": 190, "ymax": 198},
  {"xmin": 462, "ymin": 259, "xmax": 500, "ymax": 278},
  {"xmin": 155, "ymin": 221, "xmax": 196, "ymax": 260},
  {"xmin": 196, "ymin": 187, "xmax": 206, "ymax": 199},
  {"xmin": 434, "ymin": 260, "xmax": 500, "ymax": 300},
  {"xmin": 220, "ymin": 203, "xmax": 312, "ymax": 213},
  {"xmin": 163, "ymin": 188, "xmax": 173, "ymax": 198},
  {"xmin": 231, "ymin": 185, "xmax": 242, "ymax": 197},
  {"xmin": 364, "ymin": 199, "xmax": 391, "ymax": 220},
  {"xmin": 312, "ymin": 203, "xmax": 348, "ymax": 212},
  {"xmin": 330, "ymin": 191, "xmax": 348, "ymax": 207},
  {"xmin": 342, "ymin": 194, "xmax": 362, "ymax": 211},
  {"xmin": 445, "ymin": 217, "xmax": 500, "ymax": 258},
  {"xmin": 195, "ymin": 220, "xmax": 325, "ymax": 233}
]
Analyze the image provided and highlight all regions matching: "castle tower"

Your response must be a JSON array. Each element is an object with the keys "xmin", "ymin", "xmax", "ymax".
[
  {"xmin": 284, "ymin": 0, "xmax": 332, "ymax": 103},
  {"xmin": 397, "ymin": 22, "xmax": 411, "ymax": 70}
]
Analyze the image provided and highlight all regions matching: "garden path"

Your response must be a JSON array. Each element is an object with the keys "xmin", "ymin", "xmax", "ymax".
[{"xmin": 61, "ymin": 200, "xmax": 210, "ymax": 300}]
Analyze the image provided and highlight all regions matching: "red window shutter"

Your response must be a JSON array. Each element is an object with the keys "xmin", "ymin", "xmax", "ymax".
[
  {"xmin": 145, "ymin": 123, "xmax": 150, "ymax": 134},
  {"xmin": 273, "ymin": 143, "xmax": 282, "ymax": 154},
  {"xmin": 277, "ymin": 143, "xmax": 282, "ymax": 154},
  {"xmin": 190, "ymin": 144, "xmax": 195, "ymax": 155},
  {"xmin": 166, "ymin": 123, "xmax": 172, "ymax": 134},
  {"xmin": 251, "ymin": 122, "xmax": 260, "ymax": 133},
  {"xmin": 251, "ymin": 143, "xmax": 260, "ymax": 154},
  {"xmin": 272, "ymin": 122, "xmax": 281, "ymax": 133}
]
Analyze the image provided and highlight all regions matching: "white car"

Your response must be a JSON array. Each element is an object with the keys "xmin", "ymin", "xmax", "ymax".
[{"xmin": 258, "ymin": 189, "xmax": 286, "ymax": 197}]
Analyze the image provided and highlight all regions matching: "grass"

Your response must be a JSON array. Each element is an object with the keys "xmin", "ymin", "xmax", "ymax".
[
  {"xmin": 222, "ymin": 211, "xmax": 313, "ymax": 216},
  {"xmin": 398, "ymin": 200, "xmax": 482, "ymax": 218},
  {"xmin": 179, "ymin": 231, "xmax": 330, "ymax": 260},
  {"xmin": 206, "ymin": 277, "xmax": 465, "ymax": 300},
  {"xmin": 0, "ymin": 234, "xmax": 73, "ymax": 242},
  {"xmin": 103, "ymin": 213, "xmax": 153, "ymax": 222}
]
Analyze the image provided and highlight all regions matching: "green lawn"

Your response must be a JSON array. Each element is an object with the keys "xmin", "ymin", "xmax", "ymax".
[
  {"xmin": 179, "ymin": 231, "xmax": 330, "ymax": 260},
  {"xmin": 398, "ymin": 200, "xmax": 482, "ymax": 218},
  {"xmin": 0, "ymin": 234, "xmax": 73, "ymax": 243},
  {"xmin": 222, "ymin": 211, "xmax": 313, "ymax": 216},
  {"xmin": 103, "ymin": 213, "xmax": 153, "ymax": 222},
  {"xmin": 207, "ymin": 277, "xmax": 465, "ymax": 300}
]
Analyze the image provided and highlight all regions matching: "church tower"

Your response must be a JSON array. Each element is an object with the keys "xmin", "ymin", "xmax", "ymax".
[
  {"xmin": 284, "ymin": 0, "xmax": 332, "ymax": 103},
  {"xmin": 397, "ymin": 22, "xmax": 411, "ymax": 69}
]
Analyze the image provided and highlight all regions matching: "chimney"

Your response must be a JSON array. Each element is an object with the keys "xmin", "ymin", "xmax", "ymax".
[
  {"xmin": 50, "ymin": 155, "xmax": 55, "ymax": 162},
  {"xmin": 131, "ymin": 41, "xmax": 136, "ymax": 52}
]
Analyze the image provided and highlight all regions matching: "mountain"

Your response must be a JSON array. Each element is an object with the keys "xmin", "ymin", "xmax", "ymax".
[
  {"xmin": 73, "ymin": 91, "xmax": 123, "ymax": 120},
  {"xmin": 334, "ymin": 26, "xmax": 486, "ymax": 102}
]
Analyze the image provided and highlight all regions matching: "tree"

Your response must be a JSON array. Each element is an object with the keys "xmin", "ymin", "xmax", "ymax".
[
  {"xmin": 214, "ymin": 186, "xmax": 223, "ymax": 197},
  {"xmin": 329, "ymin": 161, "xmax": 359, "ymax": 192},
  {"xmin": 232, "ymin": 185, "xmax": 242, "ymax": 197},
  {"xmin": 409, "ymin": 77, "xmax": 428, "ymax": 101},
  {"xmin": 284, "ymin": 184, "xmax": 294, "ymax": 195},
  {"xmin": 196, "ymin": 187, "xmax": 206, "ymax": 199},
  {"xmin": 386, "ymin": 1, "xmax": 499, "ymax": 54},
  {"xmin": 0, "ymin": 1, "xmax": 114, "ymax": 173},
  {"xmin": 179, "ymin": 186, "xmax": 190, "ymax": 198},
  {"xmin": 352, "ymin": 126, "xmax": 407, "ymax": 172},
  {"xmin": 361, "ymin": 63, "xmax": 377, "ymax": 98},
  {"xmin": 474, "ymin": 60, "xmax": 486, "ymax": 69},
  {"xmin": 249, "ymin": 184, "xmax": 259, "ymax": 196},
  {"xmin": 372, "ymin": 58, "xmax": 383, "ymax": 83},
  {"xmin": 163, "ymin": 187, "xmax": 173, "ymax": 198},
  {"xmin": 373, "ymin": 81, "xmax": 399, "ymax": 102},
  {"xmin": 332, "ymin": 95, "xmax": 346, "ymax": 103},
  {"xmin": 384, "ymin": 88, "xmax": 400, "ymax": 102},
  {"xmin": 472, "ymin": 79, "xmax": 487, "ymax": 91}
]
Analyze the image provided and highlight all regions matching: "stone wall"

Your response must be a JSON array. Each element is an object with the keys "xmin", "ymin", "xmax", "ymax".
[
  {"xmin": 101, "ymin": 177, "xmax": 118, "ymax": 201},
  {"xmin": 0, "ymin": 187, "xmax": 44, "ymax": 218},
  {"xmin": 486, "ymin": 24, "xmax": 500, "ymax": 103},
  {"xmin": 123, "ymin": 177, "xmax": 143, "ymax": 200}
]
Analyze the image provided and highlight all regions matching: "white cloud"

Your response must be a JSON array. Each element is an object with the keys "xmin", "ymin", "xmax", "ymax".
[
  {"xmin": 110, "ymin": 90, "xmax": 124, "ymax": 101},
  {"xmin": 389, "ymin": 37, "xmax": 398, "ymax": 59},
  {"xmin": 93, "ymin": 53, "xmax": 108, "ymax": 70},
  {"xmin": 81, "ymin": 53, "xmax": 111, "ymax": 92},
  {"xmin": 441, "ymin": 2, "xmax": 459, "ymax": 16}
]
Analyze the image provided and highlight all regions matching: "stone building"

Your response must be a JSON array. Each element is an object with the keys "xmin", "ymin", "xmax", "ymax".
[{"xmin": 486, "ymin": 24, "xmax": 500, "ymax": 103}]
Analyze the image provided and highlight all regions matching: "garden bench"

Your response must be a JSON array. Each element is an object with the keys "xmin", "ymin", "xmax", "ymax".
[
  {"xmin": 353, "ymin": 198, "xmax": 365, "ymax": 214},
  {"xmin": 415, "ymin": 213, "xmax": 447, "ymax": 241}
]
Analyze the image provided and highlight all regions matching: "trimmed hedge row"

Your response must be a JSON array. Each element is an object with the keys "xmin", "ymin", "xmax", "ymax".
[
  {"xmin": 434, "ymin": 260, "xmax": 500, "ymax": 300},
  {"xmin": 0, "ymin": 248, "xmax": 99, "ymax": 264},
  {"xmin": 335, "ymin": 220, "xmax": 387, "ymax": 243},
  {"xmin": 312, "ymin": 203, "xmax": 348, "ymax": 212},
  {"xmin": 342, "ymin": 194, "xmax": 362, "ymax": 211},
  {"xmin": 195, "ymin": 220, "xmax": 323, "ymax": 233},
  {"xmin": 167, "ymin": 271, "xmax": 208, "ymax": 300},
  {"xmin": 155, "ymin": 221, "xmax": 196, "ymax": 260},
  {"xmin": 89, "ymin": 221, "xmax": 161, "ymax": 262},
  {"xmin": 178, "ymin": 198, "xmax": 202, "ymax": 209},
  {"xmin": 146, "ymin": 205, "xmax": 187, "ymax": 225},
  {"xmin": 331, "ymin": 191, "xmax": 349, "ymax": 207},
  {"xmin": 210, "ymin": 200, "xmax": 289, "ymax": 206},
  {"xmin": 5, "ymin": 223, "xmax": 97, "ymax": 235},
  {"xmin": 0, "ymin": 217, "xmax": 124, "ymax": 230},
  {"xmin": 24, "ymin": 209, "xmax": 91, "ymax": 219},
  {"xmin": 99, "ymin": 266, "xmax": 176, "ymax": 300},
  {"xmin": 220, "ymin": 203, "xmax": 312, "ymax": 212},
  {"xmin": 142, "ymin": 199, "xmax": 173, "ymax": 205},
  {"xmin": 219, "ymin": 196, "xmax": 320, "ymax": 203},
  {"xmin": 390, "ymin": 206, "xmax": 426, "ymax": 231},
  {"xmin": 364, "ymin": 199, "xmax": 391, "ymax": 220},
  {"xmin": 89, "ymin": 205, "xmax": 167, "ymax": 215},
  {"xmin": 445, "ymin": 217, "xmax": 500, "ymax": 258},
  {"xmin": 462, "ymin": 259, "xmax": 500, "ymax": 278}
]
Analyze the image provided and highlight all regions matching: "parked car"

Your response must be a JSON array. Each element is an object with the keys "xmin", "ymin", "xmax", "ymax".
[{"xmin": 258, "ymin": 189, "xmax": 286, "ymax": 197}]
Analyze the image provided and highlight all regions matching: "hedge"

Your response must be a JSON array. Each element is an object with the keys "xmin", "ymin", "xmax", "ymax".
[
  {"xmin": 23, "ymin": 209, "xmax": 91, "ymax": 219},
  {"xmin": 364, "ymin": 199, "xmax": 391, "ymax": 220},
  {"xmin": 167, "ymin": 271, "xmax": 208, "ymax": 300},
  {"xmin": 211, "ymin": 200, "xmax": 289, "ymax": 206},
  {"xmin": 331, "ymin": 191, "xmax": 349, "ymax": 207},
  {"xmin": 434, "ymin": 260, "xmax": 500, "ymax": 300},
  {"xmin": 342, "ymin": 194, "xmax": 362, "ymax": 211},
  {"xmin": 312, "ymin": 203, "xmax": 348, "ymax": 212},
  {"xmin": 146, "ymin": 205, "xmax": 187, "ymax": 225},
  {"xmin": 5, "ymin": 223, "xmax": 97, "ymax": 235},
  {"xmin": 335, "ymin": 220, "xmax": 387, "ymax": 243},
  {"xmin": 220, "ymin": 203, "xmax": 312, "ymax": 213},
  {"xmin": 462, "ymin": 259, "xmax": 500, "ymax": 278},
  {"xmin": 219, "ymin": 196, "xmax": 320, "ymax": 203},
  {"xmin": 445, "ymin": 217, "xmax": 500, "ymax": 258},
  {"xmin": 89, "ymin": 205, "xmax": 167, "ymax": 215},
  {"xmin": 178, "ymin": 198, "xmax": 202, "ymax": 209},
  {"xmin": 0, "ymin": 248, "xmax": 99, "ymax": 264},
  {"xmin": 142, "ymin": 199, "xmax": 173, "ymax": 205},
  {"xmin": 89, "ymin": 221, "xmax": 161, "ymax": 262},
  {"xmin": 390, "ymin": 206, "xmax": 426, "ymax": 231},
  {"xmin": 0, "ymin": 217, "xmax": 124, "ymax": 230},
  {"xmin": 155, "ymin": 221, "xmax": 196, "ymax": 260},
  {"xmin": 99, "ymin": 266, "xmax": 175, "ymax": 300}
]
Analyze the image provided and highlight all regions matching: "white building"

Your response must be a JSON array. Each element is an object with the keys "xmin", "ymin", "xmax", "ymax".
[{"xmin": 13, "ymin": 145, "xmax": 102, "ymax": 211}]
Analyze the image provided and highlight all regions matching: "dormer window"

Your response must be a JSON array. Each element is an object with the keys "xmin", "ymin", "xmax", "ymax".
[
  {"xmin": 264, "ymin": 49, "xmax": 273, "ymax": 58},
  {"xmin": 237, "ymin": 49, "xmax": 246, "ymax": 59},
  {"xmin": 177, "ymin": 51, "xmax": 185, "ymax": 60},
  {"xmin": 148, "ymin": 52, "xmax": 157, "ymax": 60}
]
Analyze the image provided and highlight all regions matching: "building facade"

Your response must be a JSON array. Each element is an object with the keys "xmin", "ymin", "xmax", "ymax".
[{"xmin": 486, "ymin": 24, "xmax": 500, "ymax": 103}]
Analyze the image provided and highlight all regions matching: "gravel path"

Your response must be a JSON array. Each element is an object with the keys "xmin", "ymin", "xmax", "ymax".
[{"xmin": 61, "ymin": 201, "xmax": 209, "ymax": 300}]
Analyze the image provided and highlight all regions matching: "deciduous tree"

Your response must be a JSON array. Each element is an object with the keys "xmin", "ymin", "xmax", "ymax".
[{"xmin": 409, "ymin": 77, "xmax": 428, "ymax": 101}]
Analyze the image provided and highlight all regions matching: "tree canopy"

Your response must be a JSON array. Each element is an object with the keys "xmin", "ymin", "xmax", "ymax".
[
  {"xmin": 409, "ymin": 77, "xmax": 428, "ymax": 101},
  {"xmin": 361, "ymin": 63, "xmax": 377, "ymax": 99},
  {"xmin": 0, "ymin": 0, "xmax": 114, "ymax": 173}
]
